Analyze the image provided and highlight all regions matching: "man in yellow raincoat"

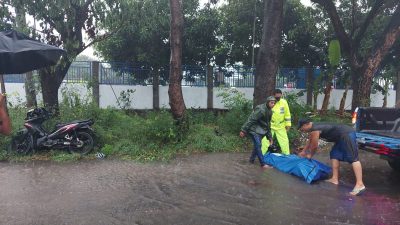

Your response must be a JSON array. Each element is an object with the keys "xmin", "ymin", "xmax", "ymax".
[{"xmin": 262, "ymin": 89, "xmax": 291, "ymax": 155}]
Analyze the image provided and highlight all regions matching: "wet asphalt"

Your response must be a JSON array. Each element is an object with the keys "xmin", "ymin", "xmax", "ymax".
[{"xmin": 0, "ymin": 149, "xmax": 399, "ymax": 225}]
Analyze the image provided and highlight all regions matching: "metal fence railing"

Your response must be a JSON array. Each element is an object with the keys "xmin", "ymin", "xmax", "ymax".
[
  {"xmin": 99, "ymin": 62, "xmax": 152, "ymax": 85},
  {"xmin": 1, "ymin": 61, "xmax": 394, "ymax": 90},
  {"xmin": 64, "ymin": 61, "xmax": 92, "ymax": 83}
]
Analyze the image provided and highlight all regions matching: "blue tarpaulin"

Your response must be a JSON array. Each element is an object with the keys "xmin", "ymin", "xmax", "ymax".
[{"xmin": 263, "ymin": 153, "xmax": 332, "ymax": 184}]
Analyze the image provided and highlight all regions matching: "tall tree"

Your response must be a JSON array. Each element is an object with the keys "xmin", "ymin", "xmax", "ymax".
[
  {"xmin": 12, "ymin": 0, "xmax": 37, "ymax": 108},
  {"xmin": 281, "ymin": 0, "xmax": 327, "ymax": 106},
  {"xmin": 15, "ymin": 0, "xmax": 126, "ymax": 111},
  {"xmin": 311, "ymin": 0, "xmax": 400, "ymax": 110},
  {"xmin": 217, "ymin": 0, "xmax": 264, "ymax": 66},
  {"xmin": 320, "ymin": 39, "xmax": 341, "ymax": 113},
  {"xmin": 169, "ymin": 0, "xmax": 186, "ymax": 126},
  {"xmin": 254, "ymin": 0, "xmax": 285, "ymax": 106}
]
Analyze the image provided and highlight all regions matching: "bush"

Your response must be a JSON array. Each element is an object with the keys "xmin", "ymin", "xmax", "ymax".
[
  {"xmin": 216, "ymin": 88, "xmax": 252, "ymax": 134},
  {"xmin": 185, "ymin": 124, "xmax": 244, "ymax": 153},
  {"xmin": 1, "ymin": 87, "xmax": 351, "ymax": 162},
  {"xmin": 285, "ymin": 91, "xmax": 312, "ymax": 125}
]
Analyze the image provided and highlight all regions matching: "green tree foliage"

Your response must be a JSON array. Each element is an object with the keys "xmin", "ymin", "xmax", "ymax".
[
  {"xmin": 320, "ymin": 39, "xmax": 342, "ymax": 113},
  {"xmin": 96, "ymin": 0, "xmax": 218, "ymax": 67},
  {"xmin": 184, "ymin": 3, "xmax": 220, "ymax": 65},
  {"xmin": 328, "ymin": 39, "xmax": 341, "ymax": 67},
  {"xmin": 312, "ymin": 0, "xmax": 400, "ymax": 110},
  {"xmin": 96, "ymin": 0, "xmax": 171, "ymax": 67},
  {"xmin": 281, "ymin": 0, "xmax": 327, "ymax": 67},
  {"xmin": 9, "ymin": 0, "xmax": 128, "ymax": 110},
  {"xmin": 0, "ymin": 1, "xmax": 13, "ymax": 30},
  {"xmin": 217, "ymin": 0, "xmax": 264, "ymax": 66}
]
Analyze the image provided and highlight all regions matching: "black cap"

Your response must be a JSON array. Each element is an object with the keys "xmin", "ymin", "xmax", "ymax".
[{"xmin": 297, "ymin": 118, "xmax": 312, "ymax": 129}]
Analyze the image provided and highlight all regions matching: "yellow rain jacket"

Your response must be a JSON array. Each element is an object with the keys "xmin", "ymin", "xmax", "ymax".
[
  {"xmin": 271, "ymin": 98, "xmax": 291, "ymax": 130},
  {"xmin": 262, "ymin": 98, "xmax": 291, "ymax": 155}
]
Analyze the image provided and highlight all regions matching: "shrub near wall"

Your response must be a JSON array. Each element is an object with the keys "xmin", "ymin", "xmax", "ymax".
[
  {"xmin": 1, "ymin": 87, "xmax": 351, "ymax": 161},
  {"xmin": 2, "ymin": 103, "xmax": 248, "ymax": 162}
]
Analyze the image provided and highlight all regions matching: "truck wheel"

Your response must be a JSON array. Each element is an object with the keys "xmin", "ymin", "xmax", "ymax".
[{"xmin": 388, "ymin": 160, "xmax": 400, "ymax": 171}]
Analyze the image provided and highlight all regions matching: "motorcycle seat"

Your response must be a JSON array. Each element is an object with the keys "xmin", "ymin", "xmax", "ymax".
[{"xmin": 55, "ymin": 119, "xmax": 93, "ymax": 128}]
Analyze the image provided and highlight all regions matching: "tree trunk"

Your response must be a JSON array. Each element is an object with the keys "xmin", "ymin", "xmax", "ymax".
[
  {"xmin": 152, "ymin": 69, "xmax": 160, "ymax": 110},
  {"xmin": 24, "ymin": 71, "xmax": 37, "ymax": 108},
  {"xmin": 352, "ymin": 73, "xmax": 373, "ymax": 108},
  {"xmin": 168, "ymin": 0, "xmax": 186, "ymax": 120},
  {"xmin": 39, "ymin": 56, "xmax": 72, "ymax": 112},
  {"xmin": 311, "ymin": 0, "xmax": 400, "ymax": 111},
  {"xmin": 352, "ymin": 7, "xmax": 400, "ymax": 109},
  {"xmin": 306, "ymin": 67, "xmax": 314, "ymax": 106},
  {"xmin": 382, "ymin": 82, "xmax": 388, "ymax": 108},
  {"xmin": 253, "ymin": 0, "xmax": 284, "ymax": 106},
  {"xmin": 14, "ymin": 0, "xmax": 36, "ymax": 108},
  {"xmin": 396, "ymin": 71, "xmax": 400, "ymax": 108},
  {"xmin": 383, "ymin": 93, "xmax": 387, "ymax": 108},
  {"xmin": 40, "ymin": 69, "xmax": 62, "ymax": 113},
  {"xmin": 207, "ymin": 65, "xmax": 213, "ymax": 110},
  {"xmin": 320, "ymin": 73, "xmax": 333, "ymax": 114},
  {"xmin": 313, "ymin": 91, "xmax": 318, "ymax": 112},
  {"xmin": 338, "ymin": 85, "xmax": 349, "ymax": 115},
  {"xmin": 92, "ymin": 61, "xmax": 100, "ymax": 107}
]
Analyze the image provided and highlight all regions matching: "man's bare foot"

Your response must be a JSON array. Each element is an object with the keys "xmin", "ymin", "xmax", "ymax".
[
  {"xmin": 325, "ymin": 178, "xmax": 339, "ymax": 185},
  {"xmin": 261, "ymin": 165, "xmax": 273, "ymax": 169}
]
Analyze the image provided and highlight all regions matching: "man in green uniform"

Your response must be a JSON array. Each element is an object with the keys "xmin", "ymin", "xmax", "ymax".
[
  {"xmin": 240, "ymin": 96, "xmax": 276, "ymax": 168},
  {"xmin": 262, "ymin": 89, "xmax": 291, "ymax": 155}
]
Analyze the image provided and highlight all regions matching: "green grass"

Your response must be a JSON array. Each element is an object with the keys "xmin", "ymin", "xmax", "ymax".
[{"xmin": 0, "ymin": 100, "xmax": 350, "ymax": 162}]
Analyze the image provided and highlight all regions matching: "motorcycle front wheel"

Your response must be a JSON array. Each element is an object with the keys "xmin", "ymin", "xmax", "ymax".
[
  {"xmin": 9, "ymin": 129, "xmax": 33, "ymax": 155},
  {"xmin": 69, "ymin": 131, "xmax": 94, "ymax": 155}
]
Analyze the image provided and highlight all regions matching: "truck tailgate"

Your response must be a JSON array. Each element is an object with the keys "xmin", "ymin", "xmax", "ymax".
[{"xmin": 356, "ymin": 132, "xmax": 400, "ymax": 158}]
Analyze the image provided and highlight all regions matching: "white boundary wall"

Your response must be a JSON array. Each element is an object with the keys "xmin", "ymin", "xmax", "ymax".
[{"xmin": 3, "ymin": 83, "xmax": 396, "ymax": 110}]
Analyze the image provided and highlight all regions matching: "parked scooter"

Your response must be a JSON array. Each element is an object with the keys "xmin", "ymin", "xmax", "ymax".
[{"xmin": 10, "ymin": 107, "xmax": 95, "ymax": 155}]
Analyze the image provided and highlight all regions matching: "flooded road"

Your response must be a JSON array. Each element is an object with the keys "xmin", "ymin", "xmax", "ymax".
[{"xmin": 0, "ymin": 150, "xmax": 399, "ymax": 225}]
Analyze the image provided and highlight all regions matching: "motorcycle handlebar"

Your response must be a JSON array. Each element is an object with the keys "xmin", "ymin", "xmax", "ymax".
[{"xmin": 26, "ymin": 107, "xmax": 52, "ymax": 120}]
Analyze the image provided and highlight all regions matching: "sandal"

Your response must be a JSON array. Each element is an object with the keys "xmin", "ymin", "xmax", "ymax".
[{"xmin": 350, "ymin": 186, "xmax": 366, "ymax": 196}]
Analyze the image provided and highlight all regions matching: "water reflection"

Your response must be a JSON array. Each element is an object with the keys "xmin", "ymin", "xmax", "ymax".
[{"xmin": 0, "ymin": 150, "xmax": 398, "ymax": 225}]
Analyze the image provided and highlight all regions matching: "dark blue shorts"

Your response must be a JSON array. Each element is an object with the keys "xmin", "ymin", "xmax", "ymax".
[{"xmin": 330, "ymin": 132, "xmax": 359, "ymax": 163}]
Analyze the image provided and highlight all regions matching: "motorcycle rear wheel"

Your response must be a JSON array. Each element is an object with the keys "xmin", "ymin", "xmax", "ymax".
[
  {"xmin": 69, "ymin": 131, "xmax": 94, "ymax": 155},
  {"xmin": 9, "ymin": 130, "xmax": 32, "ymax": 155}
]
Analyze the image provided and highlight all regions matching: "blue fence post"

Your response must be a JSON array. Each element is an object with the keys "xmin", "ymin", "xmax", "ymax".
[{"xmin": 297, "ymin": 68, "xmax": 306, "ymax": 89}]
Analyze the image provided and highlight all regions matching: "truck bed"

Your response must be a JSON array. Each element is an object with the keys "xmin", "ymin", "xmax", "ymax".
[
  {"xmin": 361, "ymin": 130, "xmax": 400, "ymax": 139},
  {"xmin": 356, "ymin": 132, "xmax": 400, "ymax": 157},
  {"xmin": 355, "ymin": 107, "xmax": 400, "ymax": 170}
]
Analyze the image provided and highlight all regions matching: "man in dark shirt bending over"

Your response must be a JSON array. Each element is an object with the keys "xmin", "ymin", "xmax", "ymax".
[{"xmin": 297, "ymin": 118, "xmax": 365, "ymax": 196}]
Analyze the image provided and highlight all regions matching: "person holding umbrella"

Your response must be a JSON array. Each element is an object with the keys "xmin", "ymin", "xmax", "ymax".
[
  {"xmin": 0, "ymin": 93, "xmax": 11, "ymax": 135},
  {"xmin": 297, "ymin": 118, "xmax": 366, "ymax": 196},
  {"xmin": 0, "ymin": 30, "xmax": 64, "ymax": 135}
]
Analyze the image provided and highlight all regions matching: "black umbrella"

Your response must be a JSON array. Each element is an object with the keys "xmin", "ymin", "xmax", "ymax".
[{"xmin": 0, "ymin": 30, "xmax": 66, "ymax": 74}]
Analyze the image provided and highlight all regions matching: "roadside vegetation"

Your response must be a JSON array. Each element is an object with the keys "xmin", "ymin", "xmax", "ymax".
[{"xmin": 0, "ymin": 89, "xmax": 351, "ymax": 162}]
